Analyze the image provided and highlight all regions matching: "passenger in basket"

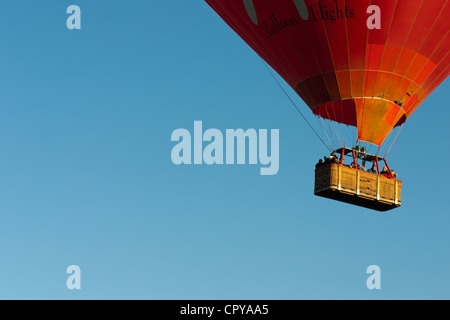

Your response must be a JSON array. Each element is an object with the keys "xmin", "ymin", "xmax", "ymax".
[
  {"xmin": 325, "ymin": 152, "xmax": 337, "ymax": 164},
  {"xmin": 315, "ymin": 159, "xmax": 324, "ymax": 169},
  {"xmin": 367, "ymin": 163, "xmax": 377, "ymax": 174},
  {"xmin": 381, "ymin": 167, "xmax": 393, "ymax": 178},
  {"xmin": 332, "ymin": 153, "xmax": 340, "ymax": 164}
]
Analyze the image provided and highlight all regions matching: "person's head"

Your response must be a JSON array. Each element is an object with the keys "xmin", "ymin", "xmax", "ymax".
[
  {"xmin": 319, "ymin": 159, "xmax": 323, "ymax": 163},
  {"xmin": 382, "ymin": 166, "xmax": 388, "ymax": 172},
  {"xmin": 371, "ymin": 163, "xmax": 376, "ymax": 169},
  {"xmin": 351, "ymin": 162, "xmax": 355, "ymax": 167}
]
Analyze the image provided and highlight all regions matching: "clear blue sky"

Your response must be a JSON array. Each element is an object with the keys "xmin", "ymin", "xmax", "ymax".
[{"xmin": 0, "ymin": 1, "xmax": 448, "ymax": 300}]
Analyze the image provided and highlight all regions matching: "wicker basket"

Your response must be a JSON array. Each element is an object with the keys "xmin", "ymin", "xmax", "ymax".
[{"xmin": 314, "ymin": 164, "xmax": 402, "ymax": 211}]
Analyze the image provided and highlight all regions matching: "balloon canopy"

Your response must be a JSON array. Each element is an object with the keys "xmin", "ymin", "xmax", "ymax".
[{"xmin": 206, "ymin": 0, "xmax": 449, "ymax": 146}]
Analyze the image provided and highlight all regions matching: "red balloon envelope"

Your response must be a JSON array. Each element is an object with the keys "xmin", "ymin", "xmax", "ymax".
[{"xmin": 206, "ymin": 0, "xmax": 449, "ymax": 146}]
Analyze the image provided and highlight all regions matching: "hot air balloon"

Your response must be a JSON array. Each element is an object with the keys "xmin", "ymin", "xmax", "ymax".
[{"xmin": 205, "ymin": 0, "xmax": 449, "ymax": 211}]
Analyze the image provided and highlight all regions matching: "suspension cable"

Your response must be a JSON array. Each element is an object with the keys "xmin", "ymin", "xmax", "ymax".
[
  {"xmin": 318, "ymin": 117, "xmax": 334, "ymax": 151},
  {"xmin": 260, "ymin": 59, "xmax": 332, "ymax": 152},
  {"xmin": 384, "ymin": 124, "xmax": 404, "ymax": 158}
]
